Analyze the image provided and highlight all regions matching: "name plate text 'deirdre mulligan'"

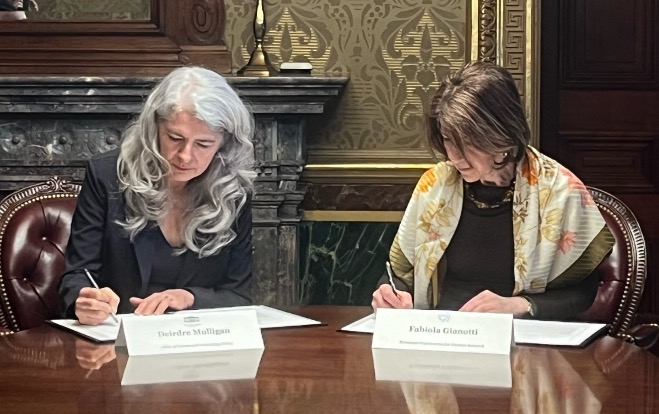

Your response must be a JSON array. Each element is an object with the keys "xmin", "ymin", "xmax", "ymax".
[{"xmin": 115, "ymin": 309, "xmax": 264, "ymax": 356}]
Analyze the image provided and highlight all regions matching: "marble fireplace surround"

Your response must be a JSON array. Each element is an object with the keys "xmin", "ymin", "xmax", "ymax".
[{"xmin": 0, "ymin": 75, "xmax": 348, "ymax": 306}]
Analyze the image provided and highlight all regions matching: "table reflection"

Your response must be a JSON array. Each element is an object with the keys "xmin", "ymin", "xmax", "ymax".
[
  {"xmin": 76, "ymin": 339, "xmax": 116, "ymax": 371},
  {"xmin": 372, "ymin": 348, "xmax": 512, "ymax": 388},
  {"xmin": 375, "ymin": 346, "xmax": 605, "ymax": 414},
  {"xmin": 116, "ymin": 348, "xmax": 264, "ymax": 386}
]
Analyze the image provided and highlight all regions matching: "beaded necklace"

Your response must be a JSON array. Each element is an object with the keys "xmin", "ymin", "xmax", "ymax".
[{"xmin": 464, "ymin": 180, "xmax": 515, "ymax": 209}]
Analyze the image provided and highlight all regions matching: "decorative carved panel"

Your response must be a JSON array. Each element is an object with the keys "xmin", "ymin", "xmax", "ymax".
[
  {"xmin": 500, "ymin": 0, "xmax": 526, "ymax": 97},
  {"xmin": 561, "ymin": 0, "xmax": 658, "ymax": 88},
  {"xmin": 0, "ymin": 0, "xmax": 230, "ymax": 76},
  {"xmin": 478, "ymin": 0, "xmax": 497, "ymax": 63},
  {"xmin": 558, "ymin": 133, "xmax": 658, "ymax": 192}
]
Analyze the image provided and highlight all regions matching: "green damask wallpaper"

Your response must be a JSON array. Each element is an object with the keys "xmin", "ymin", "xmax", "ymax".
[
  {"xmin": 225, "ymin": 0, "xmax": 467, "ymax": 151},
  {"xmin": 27, "ymin": 0, "xmax": 149, "ymax": 20}
]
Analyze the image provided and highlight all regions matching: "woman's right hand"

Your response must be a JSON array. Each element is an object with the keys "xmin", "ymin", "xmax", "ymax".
[
  {"xmin": 371, "ymin": 284, "xmax": 413, "ymax": 310},
  {"xmin": 75, "ymin": 287, "xmax": 120, "ymax": 325},
  {"xmin": 75, "ymin": 339, "xmax": 117, "ymax": 371}
]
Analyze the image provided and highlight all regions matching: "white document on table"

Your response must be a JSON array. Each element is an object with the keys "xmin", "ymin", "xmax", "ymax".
[
  {"xmin": 179, "ymin": 305, "xmax": 323, "ymax": 329},
  {"xmin": 513, "ymin": 319, "xmax": 608, "ymax": 347},
  {"xmin": 48, "ymin": 316, "xmax": 124, "ymax": 342},
  {"xmin": 49, "ymin": 305, "xmax": 322, "ymax": 342},
  {"xmin": 341, "ymin": 313, "xmax": 608, "ymax": 347},
  {"xmin": 340, "ymin": 313, "xmax": 376, "ymax": 333}
]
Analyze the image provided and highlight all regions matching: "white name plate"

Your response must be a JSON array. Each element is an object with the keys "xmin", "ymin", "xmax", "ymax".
[
  {"xmin": 372, "ymin": 309, "xmax": 512, "ymax": 355},
  {"xmin": 115, "ymin": 309, "xmax": 264, "ymax": 356}
]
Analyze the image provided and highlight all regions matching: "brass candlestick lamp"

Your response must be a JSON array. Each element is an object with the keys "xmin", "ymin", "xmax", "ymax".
[{"xmin": 238, "ymin": 0, "xmax": 275, "ymax": 76}]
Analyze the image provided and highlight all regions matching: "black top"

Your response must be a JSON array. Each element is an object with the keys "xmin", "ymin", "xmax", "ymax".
[
  {"xmin": 144, "ymin": 227, "xmax": 190, "ymax": 296},
  {"xmin": 437, "ymin": 181, "xmax": 515, "ymax": 310}
]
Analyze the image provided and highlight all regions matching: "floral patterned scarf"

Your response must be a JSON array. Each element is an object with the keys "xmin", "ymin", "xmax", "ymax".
[{"xmin": 390, "ymin": 146, "xmax": 614, "ymax": 309}]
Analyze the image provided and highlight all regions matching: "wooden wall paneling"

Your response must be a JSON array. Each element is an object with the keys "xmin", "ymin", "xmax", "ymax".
[
  {"xmin": 545, "ymin": 0, "xmax": 659, "ymax": 315},
  {"xmin": 559, "ymin": 91, "xmax": 659, "ymax": 131},
  {"xmin": 0, "ymin": 0, "xmax": 231, "ymax": 76},
  {"xmin": 561, "ymin": 0, "xmax": 658, "ymax": 88},
  {"xmin": 557, "ymin": 132, "xmax": 657, "ymax": 192}
]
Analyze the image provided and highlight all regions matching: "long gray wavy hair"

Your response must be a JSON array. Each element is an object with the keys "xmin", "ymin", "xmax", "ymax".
[{"xmin": 116, "ymin": 66, "xmax": 256, "ymax": 258}]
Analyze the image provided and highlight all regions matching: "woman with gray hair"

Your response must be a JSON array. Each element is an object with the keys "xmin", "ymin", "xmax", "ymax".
[
  {"xmin": 59, "ymin": 66, "xmax": 256, "ymax": 325},
  {"xmin": 372, "ymin": 61, "xmax": 614, "ymax": 320}
]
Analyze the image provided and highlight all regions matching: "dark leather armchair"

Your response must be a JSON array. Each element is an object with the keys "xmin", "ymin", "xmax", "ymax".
[
  {"xmin": 0, "ymin": 177, "xmax": 80, "ymax": 334},
  {"xmin": 578, "ymin": 187, "xmax": 658, "ymax": 354}
]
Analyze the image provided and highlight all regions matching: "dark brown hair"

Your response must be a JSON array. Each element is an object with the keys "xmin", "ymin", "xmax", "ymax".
[{"xmin": 426, "ymin": 61, "xmax": 530, "ymax": 166}]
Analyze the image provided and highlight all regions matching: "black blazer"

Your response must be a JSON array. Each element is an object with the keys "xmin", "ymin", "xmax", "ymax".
[{"xmin": 59, "ymin": 150, "xmax": 253, "ymax": 317}]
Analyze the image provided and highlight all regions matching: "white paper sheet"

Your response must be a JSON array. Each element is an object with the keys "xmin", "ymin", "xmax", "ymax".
[
  {"xmin": 48, "ymin": 317, "xmax": 122, "ymax": 342},
  {"xmin": 513, "ymin": 319, "xmax": 607, "ymax": 346},
  {"xmin": 49, "ymin": 306, "xmax": 322, "ymax": 342},
  {"xmin": 180, "ymin": 305, "xmax": 323, "ymax": 329},
  {"xmin": 341, "ymin": 313, "xmax": 608, "ymax": 347},
  {"xmin": 340, "ymin": 313, "xmax": 376, "ymax": 333}
]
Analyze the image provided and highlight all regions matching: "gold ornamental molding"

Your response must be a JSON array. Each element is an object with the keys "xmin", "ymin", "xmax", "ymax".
[
  {"xmin": 302, "ymin": 210, "xmax": 405, "ymax": 223},
  {"xmin": 304, "ymin": 148, "xmax": 436, "ymax": 184},
  {"xmin": 472, "ymin": 0, "xmax": 539, "ymax": 147},
  {"xmin": 303, "ymin": 163, "xmax": 436, "ymax": 184}
]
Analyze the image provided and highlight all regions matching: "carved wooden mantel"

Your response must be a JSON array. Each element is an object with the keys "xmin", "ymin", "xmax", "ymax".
[
  {"xmin": 0, "ymin": 75, "xmax": 348, "ymax": 306},
  {"xmin": 0, "ymin": 0, "xmax": 231, "ymax": 76}
]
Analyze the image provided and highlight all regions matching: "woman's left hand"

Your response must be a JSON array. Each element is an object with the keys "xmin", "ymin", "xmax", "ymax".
[
  {"xmin": 459, "ymin": 290, "xmax": 529, "ymax": 317},
  {"xmin": 129, "ymin": 289, "xmax": 195, "ymax": 315}
]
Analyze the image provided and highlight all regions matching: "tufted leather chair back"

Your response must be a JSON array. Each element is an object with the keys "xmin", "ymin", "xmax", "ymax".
[
  {"xmin": 0, "ymin": 178, "xmax": 80, "ymax": 332},
  {"xmin": 577, "ymin": 187, "xmax": 647, "ymax": 338}
]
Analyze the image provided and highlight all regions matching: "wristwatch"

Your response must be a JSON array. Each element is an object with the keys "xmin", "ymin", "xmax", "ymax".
[{"xmin": 524, "ymin": 297, "xmax": 537, "ymax": 318}]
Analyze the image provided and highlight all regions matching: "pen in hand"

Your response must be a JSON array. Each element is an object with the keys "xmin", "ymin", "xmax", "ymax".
[
  {"xmin": 385, "ymin": 261, "xmax": 401, "ymax": 298},
  {"xmin": 83, "ymin": 269, "xmax": 119, "ymax": 324}
]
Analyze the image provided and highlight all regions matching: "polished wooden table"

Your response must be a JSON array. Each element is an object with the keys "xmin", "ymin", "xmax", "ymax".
[{"xmin": 1, "ymin": 306, "xmax": 657, "ymax": 413}]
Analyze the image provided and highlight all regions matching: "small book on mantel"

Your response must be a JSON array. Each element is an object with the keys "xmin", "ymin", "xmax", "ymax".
[
  {"xmin": 513, "ymin": 319, "xmax": 608, "ymax": 347},
  {"xmin": 279, "ymin": 62, "xmax": 312, "ymax": 75}
]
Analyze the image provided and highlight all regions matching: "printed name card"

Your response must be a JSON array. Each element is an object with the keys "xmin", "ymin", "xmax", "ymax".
[
  {"xmin": 372, "ymin": 309, "xmax": 512, "ymax": 355},
  {"xmin": 115, "ymin": 309, "xmax": 264, "ymax": 356}
]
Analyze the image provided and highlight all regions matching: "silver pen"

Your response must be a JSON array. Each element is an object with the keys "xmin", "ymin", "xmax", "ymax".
[
  {"xmin": 83, "ymin": 269, "xmax": 119, "ymax": 324},
  {"xmin": 385, "ymin": 261, "xmax": 401, "ymax": 298}
]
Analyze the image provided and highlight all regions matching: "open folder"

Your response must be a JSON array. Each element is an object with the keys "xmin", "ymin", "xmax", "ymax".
[{"xmin": 48, "ymin": 305, "xmax": 322, "ymax": 343}]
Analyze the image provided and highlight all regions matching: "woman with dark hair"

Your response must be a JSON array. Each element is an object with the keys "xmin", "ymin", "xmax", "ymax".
[
  {"xmin": 59, "ymin": 66, "xmax": 256, "ymax": 325},
  {"xmin": 372, "ymin": 61, "xmax": 614, "ymax": 320}
]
